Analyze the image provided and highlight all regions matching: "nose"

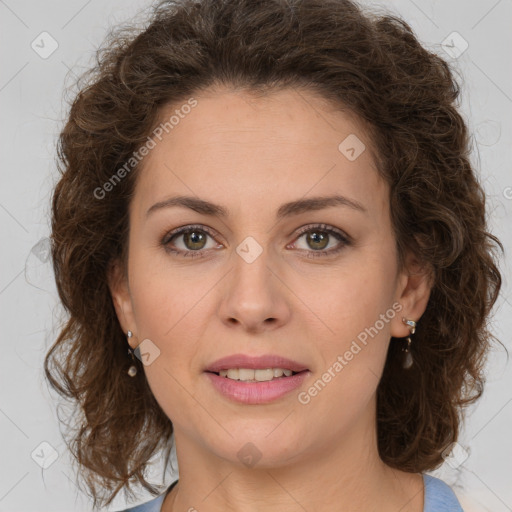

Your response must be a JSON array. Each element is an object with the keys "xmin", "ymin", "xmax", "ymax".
[{"xmin": 217, "ymin": 245, "xmax": 292, "ymax": 334}]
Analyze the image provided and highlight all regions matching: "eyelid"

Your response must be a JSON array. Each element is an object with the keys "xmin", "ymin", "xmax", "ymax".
[
  {"xmin": 293, "ymin": 223, "xmax": 351, "ymax": 243},
  {"xmin": 161, "ymin": 222, "xmax": 351, "ymax": 257},
  {"xmin": 163, "ymin": 223, "xmax": 350, "ymax": 241},
  {"xmin": 162, "ymin": 224, "xmax": 220, "ymax": 244}
]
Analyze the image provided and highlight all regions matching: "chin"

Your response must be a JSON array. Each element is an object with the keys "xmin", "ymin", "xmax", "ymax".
[{"xmin": 207, "ymin": 430, "xmax": 306, "ymax": 469}]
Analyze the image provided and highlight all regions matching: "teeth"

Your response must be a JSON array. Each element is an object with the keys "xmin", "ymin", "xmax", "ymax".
[{"xmin": 218, "ymin": 368, "xmax": 295, "ymax": 381}]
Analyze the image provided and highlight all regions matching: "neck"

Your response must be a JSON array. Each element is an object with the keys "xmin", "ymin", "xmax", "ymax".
[{"xmin": 163, "ymin": 407, "xmax": 424, "ymax": 512}]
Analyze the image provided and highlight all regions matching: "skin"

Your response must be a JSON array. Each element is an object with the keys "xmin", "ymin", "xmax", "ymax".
[{"xmin": 109, "ymin": 85, "xmax": 432, "ymax": 512}]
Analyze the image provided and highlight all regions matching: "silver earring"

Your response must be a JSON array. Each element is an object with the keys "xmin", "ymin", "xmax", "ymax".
[
  {"xmin": 127, "ymin": 330, "xmax": 137, "ymax": 377},
  {"xmin": 401, "ymin": 318, "xmax": 417, "ymax": 369}
]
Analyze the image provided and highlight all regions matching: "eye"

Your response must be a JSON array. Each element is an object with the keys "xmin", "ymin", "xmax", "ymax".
[
  {"xmin": 161, "ymin": 225, "xmax": 221, "ymax": 258},
  {"xmin": 289, "ymin": 224, "xmax": 351, "ymax": 258},
  {"xmin": 161, "ymin": 223, "xmax": 351, "ymax": 259}
]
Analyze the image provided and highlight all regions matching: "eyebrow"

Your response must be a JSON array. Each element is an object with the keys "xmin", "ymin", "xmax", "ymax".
[{"xmin": 146, "ymin": 194, "xmax": 367, "ymax": 219}]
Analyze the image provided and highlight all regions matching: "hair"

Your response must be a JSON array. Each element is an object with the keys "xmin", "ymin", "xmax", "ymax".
[{"xmin": 44, "ymin": 0, "xmax": 503, "ymax": 508}]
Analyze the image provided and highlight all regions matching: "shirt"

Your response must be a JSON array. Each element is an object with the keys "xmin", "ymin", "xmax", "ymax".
[{"xmin": 118, "ymin": 474, "xmax": 464, "ymax": 511}]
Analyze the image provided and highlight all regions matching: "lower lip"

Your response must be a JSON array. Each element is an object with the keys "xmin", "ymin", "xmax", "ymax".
[{"xmin": 205, "ymin": 371, "xmax": 310, "ymax": 404}]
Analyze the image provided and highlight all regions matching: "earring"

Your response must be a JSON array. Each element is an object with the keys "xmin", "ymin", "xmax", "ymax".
[
  {"xmin": 127, "ymin": 330, "xmax": 137, "ymax": 377},
  {"xmin": 401, "ymin": 318, "xmax": 417, "ymax": 369}
]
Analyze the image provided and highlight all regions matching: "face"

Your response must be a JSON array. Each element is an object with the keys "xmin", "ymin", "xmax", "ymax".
[{"xmin": 110, "ymin": 86, "xmax": 430, "ymax": 470}]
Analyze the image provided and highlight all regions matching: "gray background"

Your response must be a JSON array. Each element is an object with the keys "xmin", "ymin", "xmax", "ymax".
[{"xmin": 1, "ymin": 0, "xmax": 511, "ymax": 510}]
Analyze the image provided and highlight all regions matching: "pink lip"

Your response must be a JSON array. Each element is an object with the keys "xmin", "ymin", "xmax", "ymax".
[
  {"xmin": 205, "ymin": 371, "xmax": 310, "ymax": 404},
  {"xmin": 204, "ymin": 353, "xmax": 309, "ymax": 373}
]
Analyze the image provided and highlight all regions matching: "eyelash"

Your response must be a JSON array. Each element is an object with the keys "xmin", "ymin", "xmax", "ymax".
[{"xmin": 161, "ymin": 223, "xmax": 351, "ymax": 259}]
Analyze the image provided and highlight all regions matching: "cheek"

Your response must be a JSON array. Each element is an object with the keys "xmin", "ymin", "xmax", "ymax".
[
  {"xmin": 299, "ymin": 277, "xmax": 395, "ymax": 430},
  {"xmin": 125, "ymin": 253, "xmax": 203, "ymax": 403},
  {"xmin": 301, "ymin": 249, "xmax": 397, "ymax": 388},
  {"xmin": 127, "ymin": 257, "xmax": 205, "ymax": 422},
  {"xmin": 299, "ymin": 249, "xmax": 397, "ymax": 339},
  {"xmin": 127, "ymin": 244, "xmax": 208, "ymax": 338}
]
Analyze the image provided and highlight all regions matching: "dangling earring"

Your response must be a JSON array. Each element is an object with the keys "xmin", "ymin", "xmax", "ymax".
[
  {"xmin": 401, "ymin": 318, "xmax": 417, "ymax": 369},
  {"xmin": 127, "ymin": 330, "xmax": 137, "ymax": 377}
]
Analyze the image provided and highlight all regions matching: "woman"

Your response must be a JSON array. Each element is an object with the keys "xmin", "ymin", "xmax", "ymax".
[{"xmin": 44, "ymin": 0, "xmax": 502, "ymax": 510}]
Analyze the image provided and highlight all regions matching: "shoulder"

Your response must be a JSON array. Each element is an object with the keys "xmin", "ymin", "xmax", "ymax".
[
  {"xmin": 116, "ymin": 477, "xmax": 464, "ymax": 511},
  {"xmin": 423, "ymin": 474, "xmax": 465, "ymax": 512},
  {"xmin": 116, "ymin": 493, "xmax": 166, "ymax": 512},
  {"xmin": 116, "ymin": 480, "xmax": 178, "ymax": 512}
]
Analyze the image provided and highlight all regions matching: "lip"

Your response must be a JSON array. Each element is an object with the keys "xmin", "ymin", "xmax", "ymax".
[
  {"xmin": 204, "ymin": 353, "xmax": 309, "ymax": 373},
  {"xmin": 205, "ymin": 371, "xmax": 310, "ymax": 404}
]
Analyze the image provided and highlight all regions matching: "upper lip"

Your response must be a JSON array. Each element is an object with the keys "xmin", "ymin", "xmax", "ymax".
[{"xmin": 205, "ymin": 353, "xmax": 309, "ymax": 373}]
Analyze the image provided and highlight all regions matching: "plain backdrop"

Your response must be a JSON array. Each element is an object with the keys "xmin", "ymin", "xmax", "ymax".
[{"xmin": 1, "ymin": 0, "xmax": 511, "ymax": 510}]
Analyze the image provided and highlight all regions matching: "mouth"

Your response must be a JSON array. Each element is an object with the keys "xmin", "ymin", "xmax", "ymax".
[
  {"xmin": 205, "ymin": 368, "xmax": 307, "ymax": 382},
  {"xmin": 204, "ymin": 365, "xmax": 310, "ymax": 404},
  {"xmin": 204, "ymin": 353, "xmax": 309, "ymax": 376}
]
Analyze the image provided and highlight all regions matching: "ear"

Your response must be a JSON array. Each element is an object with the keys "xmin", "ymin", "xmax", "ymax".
[
  {"xmin": 391, "ymin": 250, "xmax": 433, "ymax": 338},
  {"xmin": 107, "ymin": 258, "xmax": 137, "ymax": 349}
]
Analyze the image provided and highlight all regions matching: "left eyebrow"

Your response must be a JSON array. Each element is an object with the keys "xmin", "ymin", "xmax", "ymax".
[{"xmin": 145, "ymin": 194, "xmax": 368, "ymax": 219}]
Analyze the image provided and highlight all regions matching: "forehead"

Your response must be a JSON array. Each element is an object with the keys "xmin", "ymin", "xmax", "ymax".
[
  {"xmin": 131, "ymin": 86, "xmax": 387, "ymax": 221},
  {"xmin": 148, "ymin": 85, "xmax": 376, "ymax": 152}
]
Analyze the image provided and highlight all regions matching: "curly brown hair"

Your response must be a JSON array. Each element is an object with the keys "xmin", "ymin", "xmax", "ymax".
[{"xmin": 44, "ymin": 0, "xmax": 503, "ymax": 508}]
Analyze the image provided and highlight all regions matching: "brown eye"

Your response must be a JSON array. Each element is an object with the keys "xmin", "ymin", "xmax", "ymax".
[
  {"xmin": 162, "ymin": 225, "xmax": 220, "ymax": 258},
  {"xmin": 181, "ymin": 230, "xmax": 208, "ymax": 250},
  {"xmin": 291, "ymin": 224, "xmax": 351, "ymax": 258},
  {"xmin": 304, "ymin": 230, "xmax": 330, "ymax": 251}
]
